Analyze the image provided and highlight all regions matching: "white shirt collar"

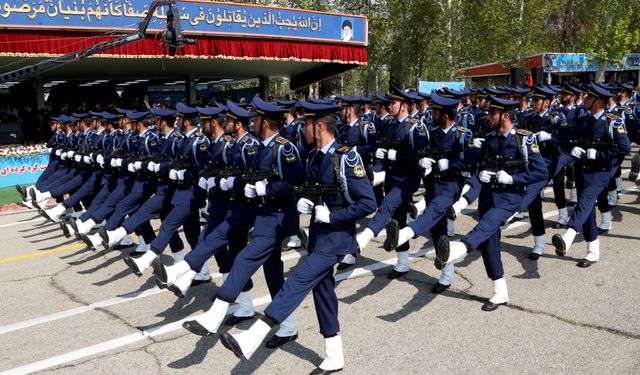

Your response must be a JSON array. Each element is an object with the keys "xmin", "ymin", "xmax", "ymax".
[
  {"xmin": 442, "ymin": 123, "xmax": 455, "ymax": 134},
  {"xmin": 397, "ymin": 114, "xmax": 409, "ymax": 123},
  {"xmin": 262, "ymin": 132, "xmax": 278, "ymax": 146},
  {"xmin": 185, "ymin": 127, "xmax": 198, "ymax": 138},
  {"xmin": 214, "ymin": 133, "xmax": 224, "ymax": 143},
  {"xmin": 349, "ymin": 119, "xmax": 359, "ymax": 127},
  {"xmin": 320, "ymin": 140, "xmax": 334, "ymax": 154},
  {"xmin": 593, "ymin": 109, "xmax": 605, "ymax": 121}
]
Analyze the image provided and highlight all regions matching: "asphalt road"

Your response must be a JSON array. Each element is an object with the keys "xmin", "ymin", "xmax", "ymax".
[{"xmin": 1, "ymin": 155, "xmax": 639, "ymax": 375}]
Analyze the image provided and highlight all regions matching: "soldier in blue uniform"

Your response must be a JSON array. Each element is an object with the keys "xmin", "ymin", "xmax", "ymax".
[
  {"xmin": 217, "ymin": 101, "xmax": 376, "ymax": 375},
  {"xmin": 181, "ymin": 98, "xmax": 305, "ymax": 349},
  {"xmin": 434, "ymin": 96, "xmax": 548, "ymax": 311},
  {"xmin": 355, "ymin": 86, "xmax": 429, "ymax": 279},
  {"xmin": 122, "ymin": 103, "xmax": 212, "ymax": 284},
  {"xmin": 384, "ymin": 93, "xmax": 475, "ymax": 291},
  {"xmin": 552, "ymin": 83, "xmax": 631, "ymax": 268}
]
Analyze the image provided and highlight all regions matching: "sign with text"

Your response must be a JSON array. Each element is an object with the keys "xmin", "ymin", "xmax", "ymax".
[
  {"xmin": 0, "ymin": 0, "xmax": 368, "ymax": 44},
  {"xmin": 0, "ymin": 154, "xmax": 48, "ymax": 188}
]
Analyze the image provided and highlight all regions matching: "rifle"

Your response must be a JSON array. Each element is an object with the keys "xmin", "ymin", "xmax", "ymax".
[
  {"xmin": 293, "ymin": 183, "xmax": 343, "ymax": 205},
  {"xmin": 569, "ymin": 138, "xmax": 611, "ymax": 150},
  {"xmin": 242, "ymin": 168, "xmax": 279, "ymax": 184},
  {"xmin": 416, "ymin": 147, "xmax": 459, "ymax": 159},
  {"xmin": 374, "ymin": 139, "xmax": 408, "ymax": 150},
  {"xmin": 170, "ymin": 159, "xmax": 194, "ymax": 170},
  {"xmin": 476, "ymin": 157, "xmax": 525, "ymax": 173}
]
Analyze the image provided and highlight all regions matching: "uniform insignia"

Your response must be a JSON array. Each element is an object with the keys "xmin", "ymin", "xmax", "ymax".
[
  {"xmin": 247, "ymin": 147, "xmax": 256, "ymax": 155},
  {"xmin": 335, "ymin": 145, "xmax": 350, "ymax": 153},
  {"xmin": 241, "ymin": 135, "xmax": 250, "ymax": 143},
  {"xmin": 173, "ymin": 131, "xmax": 181, "ymax": 137},
  {"xmin": 275, "ymin": 136, "xmax": 288, "ymax": 144},
  {"xmin": 606, "ymin": 113, "xmax": 619, "ymax": 120},
  {"xmin": 285, "ymin": 153, "xmax": 297, "ymax": 163},
  {"xmin": 353, "ymin": 164, "xmax": 365, "ymax": 178},
  {"xmin": 530, "ymin": 143, "xmax": 540, "ymax": 153},
  {"xmin": 328, "ymin": 147, "xmax": 335, "ymax": 154},
  {"xmin": 617, "ymin": 125, "xmax": 626, "ymax": 134},
  {"xmin": 149, "ymin": 140, "xmax": 157, "ymax": 146},
  {"xmin": 198, "ymin": 143, "xmax": 208, "ymax": 151},
  {"xmin": 516, "ymin": 129, "xmax": 531, "ymax": 136},
  {"xmin": 456, "ymin": 126, "xmax": 470, "ymax": 133},
  {"xmin": 224, "ymin": 135, "xmax": 234, "ymax": 142}
]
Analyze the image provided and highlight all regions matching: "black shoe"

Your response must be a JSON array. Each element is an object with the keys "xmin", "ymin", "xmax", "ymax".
[
  {"xmin": 60, "ymin": 221, "xmax": 71, "ymax": 238},
  {"xmin": 577, "ymin": 259, "xmax": 595, "ymax": 268},
  {"xmin": 597, "ymin": 228, "xmax": 609, "ymax": 235},
  {"xmin": 265, "ymin": 333, "xmax": 298, "ymax": 349},
  {"xmin": 388, "ymin": 269, "xmax": 407, "ymax": 279},
  {"xmin": 446, "ymin": 206, "xmax": 456, "ymax": 220},
  {"xmin": 336, "ymin": 261, "xmax": 355, "ymax": 271},
  {"xmin": 123, "ymin": 256, "xmax": 143, "ymax": 277},
  {"xmin": 151, "ymin": 257, "xmax": 167, "ymax": 288},
  {"xmin": 182, "ymin": 320, "xmax": 216, "ymax": 337},
  {"xmin": 565, "ymin": 180, "xmax": 575, "ymax": 189},
  {"xmin": 190, "ymin": 278, "xmax": 212, "ymax": 287},
  {"xmin": 69, "ymin": 218, "xmax": 79, "ymax": 236},
  {"xmin": 431, "ymin": 282, "xmax": 450, "ymax": 294},
  {"xmin": 16, "ymin": 185, "xmax": 26, "ymax": 201},
  {"xmin": 409, "ymin": 203, "xmax": 419, "ymax": 219},
  {"xmin": 552, "ymin": 234, "xmax": 566, "ymax": 256},
  {"xmin": 79, "ymin": 234, "xmax": 95, "ymax": 250},
  {"xmin": 223, "ymin": 314, "xmax": 255, "ymax": 326},
  {"xmin": 434, "ymin": 236, "xmax": 450, "ymax": 270},
  {"xmin": 567, "ymin": 201, "xmax": 577, "ymax": 207},
  {"xmin": 310, "ymin": 368, "xmax": 342, "ymax": 375},
  {"xmin": 383, "ymin": 219, "xmax": 399, "ymax": 252},
  {"xmin": 113, "ymin": 243, "xmax": 134, "ymax": 251},
  {"xmin": 629, "ymin": 154, "xmax": 640, "ymax": 181},
  {"xmin": 98, "ymin": 227, "xmax": 109, "ymax": 249},
  {"xmin": 298, "ymin": 227, "xmax": 308, "ymax": 249},
  {"xmin": 220, "ymin": 332, "xmax": 247, "ymax": 360},
  {"xmin": 551, "ymin": 223, "xmax": 567, "ymax": 229},
  {"xmin": 29, "ymin": 188, "xmax": 37, "ymax": 202},
  {"xmin": 481, "ymin": 301, "xmax": 507, "ymax": 312},
  {"xmin": 167, "ymin": 284, "xmax": 187, "ymax": 298},
  {"xmin": 528, "ymin": 252, "xmax": 541, "ymax": 261}
]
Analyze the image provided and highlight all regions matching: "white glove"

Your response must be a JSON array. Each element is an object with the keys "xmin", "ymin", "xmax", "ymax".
[
  {"xmin": 83, "ymin": 155, "xmax": 91, "ymax": 164},
  {"xmin": 570, "ymin": 146, "xmax": 586, "ymax": 159},
  {"xmin": 586, "ymin": 148, "xmax": 597, "ymax": 160},
  {"xmin": 128, "ymin": 163, "xmax": 137, "ymax": 173},
  {"xmin": 147, "ymin": 161, "xmax": 157, "ymax": 172},
  {"xmin": 296, "ymin": 198, "xmax": 314, "ymax": 214},
  {"xmin": 375, "ymin": 148, "xmax": 387, "ymax": 159},
  {"xmin": 496, "ymin": 170, "xmax": 513, "ymax": 185},
  {"xmin": 47, "ymin": 147, "xmax": 53, "ymax": 154},
  {"xmin": 220, "ymin": 176, "xmax": 235, "ymax": 191},
  {"xmin": 152, "ymin": 162, "xmax": 160, "ymax": 172},
  {"xmin": 314, "ymin": 203, "xmax": 331, "ymax": 223},
  {"xmin": 68, "ymin": 151, "xmax": 75, "ymax": 158},
  {"xmin": 437, "ymin": 158, "xmax": 449, "ymax": 171},
  {"xmin": 255, "ymin": 179, "xmax": 268, "ymax": 196},
  {"xmin": 74, "ymin": 154, "xmax": 82, "ymax": 162},
  {"xmin": 537, "ymin": 131, "xmax": 552, "ymax": 142},
  {"xmin": 110, "ymin": 158, "xmax": 117, "ymax": 167},
  {"xmin": 207, "ymin": 177, "xmax": 216, "ymax": 188},
  {"xmin": 55, "ymin": 149, "xmax": 62, "ymax": 156},
  {"xmin": 479, "ymin": 170, "xmax": 496, "ymax": 183},
  {"xmin": 134, "ymin": 161, "xmax": 143, "ymax": 171},
  {"xmin": 198, "ymin": 177, "xmax": 208, "ymax": 190},
  {"xmin": 472, "ymin": 138, "xmax": 485, "ymax": 148},
  {"xmin": 96, "ymin": 154, "xmax": 104, "ymax": 165},
  {"xmin": 61, "ymin": 152, "xmax": 67, "ymax": 160},
  {"xmin": 169, "ymin": 169, "xmax": 179, "ymax": 180},
  {"xmin": 419, "ymin": 157, "xmax": 435, "ymax": 176},
  {"xmin": 387, "ymin": 149, "xmax": 397, "ymax": 161},
  {"xmin": 244, "ymin": 183, "xmax": 257, "ymax": 198},
  {"xmin": 177, "ymin": 169, "xmax": 186, "ymax": 180}
]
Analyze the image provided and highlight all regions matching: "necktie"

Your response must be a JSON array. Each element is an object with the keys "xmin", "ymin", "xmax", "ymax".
[{"xmin": 311, "ymin": 150, "xmax": 324, "ymax": 176}]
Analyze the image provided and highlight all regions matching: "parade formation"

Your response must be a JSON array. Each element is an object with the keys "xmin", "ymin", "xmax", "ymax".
[{"xmin": 12, "ymin": 80, "xmax": 638, "ymax": 374}]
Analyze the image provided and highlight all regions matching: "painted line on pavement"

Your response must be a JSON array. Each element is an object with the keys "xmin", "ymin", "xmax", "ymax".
[{"xmin": 0, "ymin": 244, "xmax": 85, "ymax": 265}]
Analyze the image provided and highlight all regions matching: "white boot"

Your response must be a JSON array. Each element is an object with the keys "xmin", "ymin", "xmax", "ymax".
[
  {"xmin": 394, "ymin": 251, "xmax": 410, "ymax": 273},
  {"xmin": 435, "ymin": 240, "xmax": 467, "ymax": 270},
  {"xmin": 86, "ymin": 232, "xmax": 103, "ymax": 249},
  {"xmin": 531, "ymin": 235, "xmax": 546, "ymax": 257},
  {"xmin": 164, "ymin": 260, "xmax": 192, "ymax": 286},
  {"xmin": 131, "ymin": 250, "xmax": 158, "ymax": 274},
  {"xmin": 339, "ymin": 253, "xmax": 356, "ymax": 266},
  {"xmin": 76, "ymin": 218, "xmax": 96, "ymax": 235},
  {"xmin": 372, "ymin": 171, "xmax": 385, "ymax": 187},
  {"xmin": 274, "ymin": 314, "xmax": 297, "ymax": 337},
  {"xmin": 356, "ymin": 228, "xmax": 375, "ymax": 250},
  {"xmin": 413, "ymin": 198, "xmax": 427, "ymax": 217},
  {"xmin": 120, "ymin": 234, "xmax": 134, "ymax": 246},
  {"xmin": 584, "ymin": 239, "xmax": 600, "ymax": 262},
  {"xmin": 447, "ymin": 219, "xmax": 455, "ymax": 237},
  {"xmin": 438, "ymin": 262, "xmax": 455, "ymax": 286},
  {"xmin": 607, "ymin": 190, "xmax": 618, "ymax": 207},
  {"xmin": 173, "ymin": 249, "xmax": 185, "ymax": 262},
  {"xmin": 35, "ymin": 190, "xmax": 52, "ymax": 202},
  {"xmin": 21, "ymin": 200, "xmax": 35, "ymax": 209},
  {"xmin": 134, "ymin": 237, "xmax": 150, "ymax": 253},
  {"xmin": 569, "ymin": 188, "xmax": 578, "ymax": 204},
  {"xmin": 286, "ymin": 235, "xmax": 301, "ymax": 248},
  {"xmin": 616, "ymin": 176, "xmax": 623, "ymax": 192},
  {"xmin": 598, "ymin": 211, "xmax": 612, "ymax": 232},
  {"xmin": 44, "ymin": 204, "xmax": 67, "ymax": 222},
  {"xmin": 319, "ymin": 335, "xmax": 344, "ymax": 372},
  {"xmin": 451, "ymin": 197, "xmax": 469, "ymax": 219},
  {"xmin": 539, "ymin": 189, "xmax": 545, "ymax": 199},
  {"xmin": 194, "ymin": 298, "xmax": 230, "ymax": 333},
  {"xmin": 194, "ymin": 263, "xmax": 211, "ymax": 281},
  {"xmin": 233, "ymin": 291, "xmax": 255, "ymax": 318},
  {"xmin": 226, "ymin": 319, "xmax": 272, "ymax": 360},
  {"xmin": 397, "ymin": 227, "xmax": 415, "ymax": 247},
  {"xmin": 556, "ymin": 207, "xmax": 569, "ymax": 226},
  {"xmin": 488, "ymin": 278, "xmax": 509, "ymax": 305},
  {"xmin": 169, "ymin": 270, "xmax": 196, "ymax": 297},
  {"xmin": 553, "ymin": 228, "xmax": 577, "ymax": 256},
  {"xmin": 106, "ymin": 227, "xmax": 127, "ymax": 248}
]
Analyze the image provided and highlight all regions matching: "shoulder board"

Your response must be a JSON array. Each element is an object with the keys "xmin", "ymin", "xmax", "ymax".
[
  {"xmin": 409, "ymin": 118, "xmax": 419, "ymax": 124},
  {"xmin": 173, "ymin": 131, "xmax": 181, "ymax": 137},
  {"xmin": 275, "ymin": 136, "xmax": 289, "ymax": 144},
  {"xmin": 606, "ymin": 113, "xmax": 619, "ymax": 120},
  {"xmin": 241, "ymin": 135, "xmax": 250, "ymax": 143},
  {"xmin": 619, "ymin": 105, "xmax": 628, "ymax": 111},
  {"xmin": 223, "ymin": 135, "xmax": 234, "ymax": 142},
  {"xmin": 431, "ymin": 126, "xmax": 442, "ymax": 131},
  {"xmin": 456, "ymin": 126, "xmax": 470, "ymax": 133},
  {"xmin": 335, "ymin": 145, "xmax": 351, "ymax": 154},
  {"xmin": 196, "ymin": 130, "xmax": 204, "ymax": 137},
  {"xmin": 516, "ymin": 129, "xmax": 531, "ymax": 136}
]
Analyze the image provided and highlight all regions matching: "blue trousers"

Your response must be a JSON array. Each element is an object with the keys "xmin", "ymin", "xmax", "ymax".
[
  {"xmin": 62, "ymin": 171, "xmax": 102, "ymax": 209},
  {"xmin": 123, "ymin": 191, "xmax": 184, "ymax": 251},
  {"xmin": 84, "ymin": 177, "xmax": 132, "ymax": 222},
  {"xmin": 408, "ymin": 182, "xmax": 459, "ymax": 244},
  {"xmin": 149, "ymin": 204, "xmax": 200, "ymax": 253}
]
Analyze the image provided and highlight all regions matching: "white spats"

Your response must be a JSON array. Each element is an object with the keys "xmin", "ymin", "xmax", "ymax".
[
  {"xmin": 34, "ymin": 190, "xmax": 52, "ymax": 203},
  {"xmin": 489, "ymin": 278, "xmax": 509, "ymax": 305},
  {"xmin": 76, "ymin": 218, "xmax": 96, "ymax": 235},
  {"xmin": 598, "ymin": 211, "xmax": 612, "ymax": 231},
  {"xmin": 173, "ymin": 250, "xmax": 185, "ymax": 262},
  {"xmin": 569, "ymin": 188, "xmax": 578, "ymax": 204},
  {"xmin": 372, "ymin": 171, "xmax": 385, "ymax": 186},
  {"xmin": 413, "ymin": 198, "xmax": 427, "ymax": 217},
  {"xmin": 165, "ymin": 260, "xmax": 192, "ymax": 286},
  {"xmin": 451, "ymin": 197, "xmax": 469, "ymax": 218},
  {"xmin": 608, "ymin": 191, "xmax": 618, "ymax": 207},
  {"xmin": 107, "ymin": 227, "xmax": 127, "ymax": 248},
  {"xmin": 356, "ymin": 228, "xmax": 375, "ymax": 250},
  {"xmin": 562, "ymin": 228, "xmax": 578, "ymax": 253},
  {"xmin": 195, "ymin": 298, "xmax": 230, "ymax": 334},
  {"xmin": 172, "ymin": 270, "xmax": 196, "ymax": 296},
  {"xmin": 86, "ymin": 232, "xmax": 103, "ymax": 249},
  {"xmin": 447, "ymin": 219, "xmax": 455, "ymax": 237},
  {"xmin": 585, "ymin": 239, "xmax": 600, "ymax": 262},
  {"xmin": 120, "ymin": 234, "xmax": 134, "ymax": 246},
  {"xmin": 44, "ymin": 204, "xmax": 66, "ymax": 222},
  {"xmin": 531, "ymin": 235, "xmax": 546, "ymax": 256},
  {"xmin": 339, "ymin": 253, "xmax": 356, "ymax": 266},
  {"xmin": 394, "ymin": 251, "xmax": 410, "ymax": 273},
  {"xmin": 557, "ymin": 207, "xmax": 569, "ymax": 226},
  {"xmin": 438, "ymin": 262, "xmax": 455, "ymax": 286},
  {"xmin": 133, "ymin": 250, "xmax": 157, "ymax": 274},
  {"xmin": 286, "ymin": 235, "xmax": 301, "ymax": 248},
  {"xmin": 233, "ymin": 291, "xmax": 255, "ymax": 318},
  {"xmin": 231, "ymin": 319, "xmax": 272, "ymax": 360},
  {"xmin": 194, "ymin": 263, "xmax": 211, "ymax": 281},
  {"xmin": 319, "ymin": 335, "xmax": 344, "ymax": 372},
  {"xmin": 134, "ymin": 236, "xmax": 150, "ymax": 253},
  {"xmin": 275, "ymin": 314, "xmax": 297, "ymax": 337},
  {"xmin": 397, "ymin": 227, "xmax": 415, "ymax": 247},
  {"xmin": 448, "ymin": 241, "xmax": 468, "ymax": 264}
]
